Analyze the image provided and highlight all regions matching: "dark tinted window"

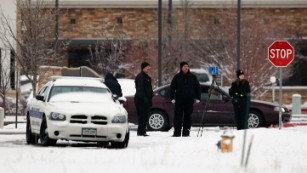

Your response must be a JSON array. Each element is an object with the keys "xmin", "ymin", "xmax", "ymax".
[
  {"xmin": 200, "ymin": 86, "xmax": 222, "ymax": 100},
  {"xmin": 159, "ymin": 87, "xmax": 170, "ymax": 98}
]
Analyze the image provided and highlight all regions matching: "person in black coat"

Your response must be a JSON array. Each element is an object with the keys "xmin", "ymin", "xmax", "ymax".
[
  {"xmin": 134, "ymin": 62, "xmax": 153, "ymax": 136},
  {"xmin": 229, "ymin": 70, "xmax": 251, "ymax": 130},
  {"xmin": 169, "ymin": 61, "xmax": 201, "ymax": 137},
  {"xmin": 104, "ymin": 73, "xmax": 123, "ymax": 98}
]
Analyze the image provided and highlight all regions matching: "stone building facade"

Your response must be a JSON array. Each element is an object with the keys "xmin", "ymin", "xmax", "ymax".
[{"xmin": 39, "ymin": 0, "xmax": 307, "ymax": 61}]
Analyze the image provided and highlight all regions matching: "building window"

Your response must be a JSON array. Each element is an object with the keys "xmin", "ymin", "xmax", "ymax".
[
  {"xmin": 117, "ymin": 18, "xmax": 123, "ymax": 24},
  {"xmin": 70, "ymin": 19, "xmax": 76, "ymax": 24}
]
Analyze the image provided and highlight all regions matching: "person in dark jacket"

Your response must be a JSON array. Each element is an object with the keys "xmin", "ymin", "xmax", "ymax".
[
  {"xmin": 134, "ymin": 62, "xmax": 153, "ymax": 136},
  {"xmin": 170, "ymin": 61, "xmax": 201, "ymax": 137},
  {"xmin": 229, "ymin": 69, "xmax": 251, "ymax": 130},
  {"xmin": 104, "ymin": 72, "xmax": 123, "ymax": 98}
]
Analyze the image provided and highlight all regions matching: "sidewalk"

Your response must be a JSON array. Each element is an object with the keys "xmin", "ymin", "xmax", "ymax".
[
  {"xmin": 0, "ymin": 115, "xmax": 26, "ymax": 134},
  {"xmin": 3, "ymin": 115, "xmax": 26, "ymax": 125}
]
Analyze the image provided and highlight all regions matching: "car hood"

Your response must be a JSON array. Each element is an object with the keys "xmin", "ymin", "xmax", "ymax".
[
  {"xmin": 251, "ymin": 99, "xmax": 288, "ymax": 108},
  {"xmin": 47, "ymin": 102, "xmax": 126, "ymax": 116},
  {"xmin": 251, "ymin": 99, "xmax": 278, "ymax": 106}
]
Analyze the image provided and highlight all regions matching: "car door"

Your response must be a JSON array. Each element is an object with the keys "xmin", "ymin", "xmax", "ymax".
[
  {"xmin": 192, "ymin": 85, "xmax": 236, "ymax": 126},
  {"xmin": 154, "ymin": 86, "xmax": 174, "ymax": 119},
  {"xmin": 192, "ymin": 85, "xmax": 221, "ymax": 126},
  {"xmin": 209, "ymin": 88, "xmax": 236, "ymax": 126},
  {"xmin": 29, "ymin": 84, "xmax": 50, "ymax": 133}
]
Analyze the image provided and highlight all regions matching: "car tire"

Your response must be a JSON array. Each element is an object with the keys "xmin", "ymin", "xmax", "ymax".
[
  {"xmin": 248, "ymin": 110, "xmax": 264, "ymax": 128},
  {"xmin": 147, "ymin": 110, "xmax": 169, "ymax": 131},
  {"xmin": 40, "ymin": 116, "xmax": 57, "ymax": 146},
  {"xmin": 26, "ymin": 115, "xmax": 38, "ymax": 145},
  {"xmin": 111, "ymin": 131, "xmax": 129, "ymax": 149}
]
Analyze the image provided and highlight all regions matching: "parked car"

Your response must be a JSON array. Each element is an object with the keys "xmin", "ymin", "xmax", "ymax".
[
  {"xmin": 123, "ymin": 83, "xmax": 292, "ymax": 131},
  {"xmin": 26, "ymin": 76, "xmax": 129, "ymax": 148}
]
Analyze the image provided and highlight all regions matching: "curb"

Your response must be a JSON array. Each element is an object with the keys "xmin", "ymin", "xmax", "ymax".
[
  {"xmin": 271, "ymin": 122, "xmax": 307, "ymax": 128},
  {"xmin": 282, "ymin": 122, "xmax": 307, "ymax": 128},
  {"xmin": 0, "ymin": 131, "xmax": 25, "ymax": 135}
]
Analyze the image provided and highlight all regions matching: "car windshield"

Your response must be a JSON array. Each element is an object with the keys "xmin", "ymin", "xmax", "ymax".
[
  {"xmin": 194, "ymin": 73, "xmax": 210, "ymax": 83},
  {"xmin": 48, "ymin": 86, "xmax": 109, "ymax": 101}
]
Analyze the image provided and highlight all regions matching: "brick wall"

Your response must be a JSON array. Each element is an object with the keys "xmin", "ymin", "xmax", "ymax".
[{"xmin": 57, "ymin": 8, "xmax": 307, "ymax": 39}]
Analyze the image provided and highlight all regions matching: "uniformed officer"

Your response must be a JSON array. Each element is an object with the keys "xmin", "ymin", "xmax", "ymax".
[{"xmin": 229, "ymin": 70, "xmax": 251, "ymax": 130}]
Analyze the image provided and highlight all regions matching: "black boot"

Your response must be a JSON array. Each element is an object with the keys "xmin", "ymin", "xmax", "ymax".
[
  {"xmin": 172, "ymin": 130, "xmax": 181, "ymax": 137},
  {"xmin": 182, "ymin": 129, "xmax": 190, "ymax": 137}
]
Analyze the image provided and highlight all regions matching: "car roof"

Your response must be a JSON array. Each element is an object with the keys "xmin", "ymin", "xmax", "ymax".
[
  {"xmin": 154, "ymin": 83, "xmax": 229, "ymax": 95},
  {"xmin": 189, "ymin": 68, "xmax": 209, "ymax": 73},
  {"xmin": 51, "ymin": 76, "xmax": 106, "ymax": 88}
]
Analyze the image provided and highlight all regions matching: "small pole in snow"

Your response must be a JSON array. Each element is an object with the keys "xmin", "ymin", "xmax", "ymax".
[
  {"xmin": 244, "ymin": 135, "xmax": 254, "ymax": 167},
  {"xmin": 240, "ymin": 129, "xmax": 247, "ymax": 166}
]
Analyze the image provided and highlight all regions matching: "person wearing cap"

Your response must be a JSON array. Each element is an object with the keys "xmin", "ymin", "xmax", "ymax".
[
  {"xmin": 169, "ymin": 61, "xmax": 201, "ymax": 137},
  {"xmin": 229, "ymin": 69, "xmax": 251, "ymax": 130},
  {"xmin": 134, "ymin": 62, "xmax": 153, "ymax": 136}
]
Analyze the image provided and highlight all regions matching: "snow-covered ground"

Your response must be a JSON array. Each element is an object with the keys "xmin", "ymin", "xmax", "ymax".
[{"xmin": 1, "ymin": 123, "xmax": 307, "ymax": 173}]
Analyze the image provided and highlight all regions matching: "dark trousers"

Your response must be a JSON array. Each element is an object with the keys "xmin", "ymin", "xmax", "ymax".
[
  {"xmin": 135, "ymin": 98, "xmax": 150, "ymax": 135},
  {"xmin": 233, "ymin": 99, "xmax": 249, "ymax": 130},
  {"xmin": 173, "ymin": 99, "xmax": 194, "ymax": 136}
]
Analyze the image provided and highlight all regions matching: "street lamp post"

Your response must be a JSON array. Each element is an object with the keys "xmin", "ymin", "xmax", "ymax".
[{"xmin": 270, "ymin": 76, "xmax": 276, "ymax": 103}]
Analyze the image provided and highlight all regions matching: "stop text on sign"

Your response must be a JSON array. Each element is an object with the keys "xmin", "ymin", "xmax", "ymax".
[
  {"xmin": 269, "ymin": 49, "xmax": 293, "ymax": 59},
  {"xmin": 267, "ymin": 40, "xmax": 294, "ymax": 67}
]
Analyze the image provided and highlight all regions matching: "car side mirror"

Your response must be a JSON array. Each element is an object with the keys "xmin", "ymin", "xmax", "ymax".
[
  {"xmin": 112, "ymin": 94, "xmax": 118, "ymax": 100},
  {"xmin": 35, "ymin": 95, "xmax": 45, "ymax": 101}
]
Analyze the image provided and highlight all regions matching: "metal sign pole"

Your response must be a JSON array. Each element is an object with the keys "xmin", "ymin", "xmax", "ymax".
[
  {"xmin": 279, "ymin": 67, "xmax": 282, "ymax": 130},
  {"xmin": 15, "ymin": 72, "xmax": 19, "ymax": 128}
]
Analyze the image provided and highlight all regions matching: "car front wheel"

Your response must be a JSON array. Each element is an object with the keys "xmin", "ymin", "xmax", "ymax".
[
  {"xmin": 111, "ymin": 131, "xmax": 129, "ymax": 149},
  {"xmin": 40, "ymin": 116, "xmax": 57, "ymax": 146},
  {"xmin": 147, "ymin": 110, "xmax": 169, "ymax": 131},
  {"xmin": 248, "ymin": 110, "xmax": 264, "ymax": 128}
]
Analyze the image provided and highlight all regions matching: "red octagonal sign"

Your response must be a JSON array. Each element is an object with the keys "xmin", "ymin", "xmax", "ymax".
[{"xmin": 268, "ymin": 40, "xmax": 294, "ymax": 67}]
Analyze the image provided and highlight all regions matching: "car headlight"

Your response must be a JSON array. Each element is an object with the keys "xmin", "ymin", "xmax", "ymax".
[
  {"xmin": 112, "ymin": 115, "xmax": 127, "ymax": 123},
  {"xmin": 274, "ymin": 107, "xmax": 285, "ymax": 113},
  {"xmin": 49, "ymin": 112, "xmax": 66, "ymax": 121}
]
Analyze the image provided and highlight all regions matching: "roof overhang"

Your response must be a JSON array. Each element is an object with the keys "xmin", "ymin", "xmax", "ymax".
[{"xmin": 31, "ymin": 0, "xmax": 307, "ymax": 8}]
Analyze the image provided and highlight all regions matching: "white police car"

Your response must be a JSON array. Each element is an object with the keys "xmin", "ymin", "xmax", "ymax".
[{"xmin": 26, "ymin": 76, "xmax": 129, "ymax": 148}]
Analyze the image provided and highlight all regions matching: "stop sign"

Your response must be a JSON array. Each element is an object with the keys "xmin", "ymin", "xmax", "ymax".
[{"xmin": 268, "ymin": 40, "xmax": 294, "ymax": 67}]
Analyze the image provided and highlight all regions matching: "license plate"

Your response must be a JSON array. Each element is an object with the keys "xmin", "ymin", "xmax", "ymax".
[{"xmin": 82, "ymin": 128, "xmax": 97, "ymax": 136}]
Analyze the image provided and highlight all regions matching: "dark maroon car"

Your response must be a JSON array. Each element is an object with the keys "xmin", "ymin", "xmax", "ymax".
[{"xmin": 123, "ymin": 83, "xmax": 291, "ymax": 131}]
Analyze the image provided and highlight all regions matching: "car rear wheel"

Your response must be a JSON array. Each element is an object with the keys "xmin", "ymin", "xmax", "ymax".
[
  {"xmin": 111, "ymin": 131, "xmax": 129, "ymax": 149},
  {"xmin": 40, "ymin": 116, "xmax": 57, "ymax": 146},
  {"xmin": 248, "ymin": 110, "xmax": 263, "ymax": 128},
  {"xmin": 147, "ymin": 110, "xmax": 169, "ymax": 131},
  {"xmin": 26, "ymin": 115, "xmax": 38, "ymax": 144}
]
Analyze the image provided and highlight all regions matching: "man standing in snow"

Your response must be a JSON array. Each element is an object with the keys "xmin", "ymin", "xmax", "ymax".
[
  {"xmin": 134, "ymin": 62, "xmax": 153, "ymax": 136},
  {"xmin": 229, "ymin": 70, "xmax": 251, "ymax": 130},
  {"xmin": 170, "ymin": 61, "xmax": 201, "ymax": 137}
]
